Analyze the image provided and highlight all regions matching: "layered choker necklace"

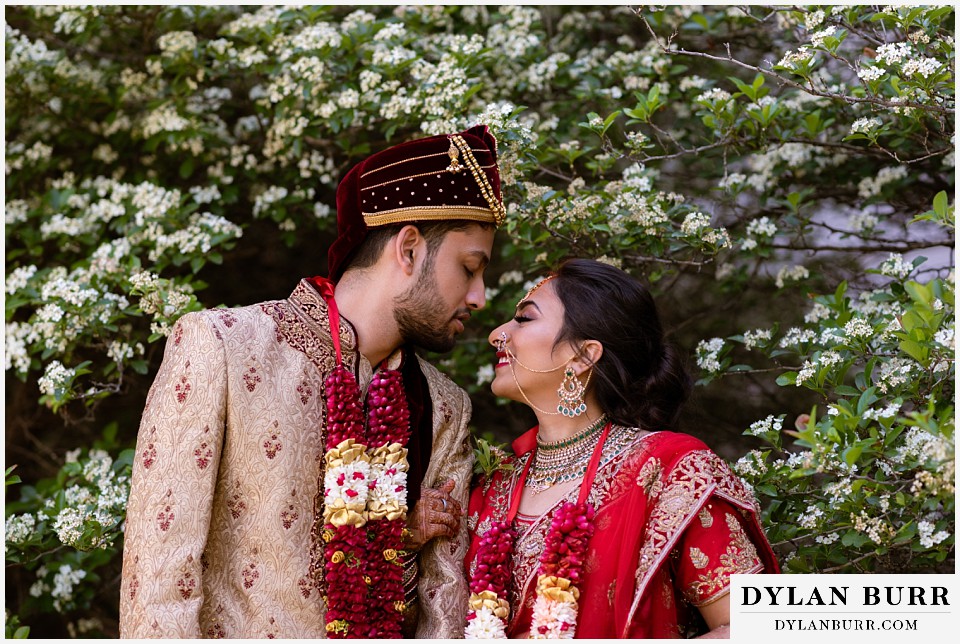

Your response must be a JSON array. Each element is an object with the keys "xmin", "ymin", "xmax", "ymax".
[
  {"xmin": 465, "ymin": 421, "xmax": 612, "ymax": 639},
  {"xmin": 528, "ymin": 415, "xmax": 608, "ymax": 494}
]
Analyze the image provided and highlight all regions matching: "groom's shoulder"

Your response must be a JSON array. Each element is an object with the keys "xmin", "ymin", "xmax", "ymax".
[{"xmin": 415, "ymin": 356, "xmax": 467, "ymax": 402}]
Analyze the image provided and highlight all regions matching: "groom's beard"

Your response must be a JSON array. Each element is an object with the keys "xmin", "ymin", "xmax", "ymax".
[{"xmin": 393, "ymin": 267, "xmax": 465, "ymax": 354}]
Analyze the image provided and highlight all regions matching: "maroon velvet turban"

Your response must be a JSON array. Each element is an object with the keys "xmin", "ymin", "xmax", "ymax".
[{"xmin": 327, "ymin": 124, "xmax": 504, "ymax": 281}]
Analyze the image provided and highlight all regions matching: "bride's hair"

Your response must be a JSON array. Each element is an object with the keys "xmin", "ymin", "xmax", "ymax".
[{"xmin": 551, "ymin": 258, "xmax": 693, "ymax": 430}]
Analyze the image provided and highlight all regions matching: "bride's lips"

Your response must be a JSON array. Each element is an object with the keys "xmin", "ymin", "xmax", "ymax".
[{"xmin": 495, "ymin": 350, "xmax": 510, "ymax": 369}]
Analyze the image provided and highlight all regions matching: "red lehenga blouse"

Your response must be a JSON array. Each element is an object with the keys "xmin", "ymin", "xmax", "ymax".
[{"xmin": 465, "ymin": 427, "xmax": 780, "ymax": 638}]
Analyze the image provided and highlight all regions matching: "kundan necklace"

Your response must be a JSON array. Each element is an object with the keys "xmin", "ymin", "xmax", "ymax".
[
  {"xmin": 527, "ymin": 415, "xmax": 608, "ymax": 494},
  {"xmin": 465, "ymin": 421, "xmax": 611, "ymax": 639},
  {"xmin": 315, "ymin": 277, "xmax": 412, "ymax": 639}
]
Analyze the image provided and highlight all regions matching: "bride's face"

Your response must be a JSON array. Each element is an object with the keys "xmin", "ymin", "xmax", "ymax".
[{"xmin": 487, "ymin": 280, "xmax": 576, "ymax": 405}]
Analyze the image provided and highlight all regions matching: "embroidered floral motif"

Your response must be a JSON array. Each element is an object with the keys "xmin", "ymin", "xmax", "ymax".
[
  {"xmin": 636, "ymin": 457, "xmax": 662, "ymax": 496},
  {"xmin": 688, "ymin": 547, "xmax": 710, "ymax": 569},
  {"xmin": 698, "ymin": 506, "xmax": 713, "ymax": 528},
  {"xmin": 128, "ymin": 574, "xmax": 139, "ymax": 601},
  {"xmin": 242, "ymin": 562, "xmax": 260, "ymax": 589},
  {"xmin": 227, "ymin": 482, "xmax": 246, "ymax": 520},
  {"xmin": 175, "ymin": 362, "xmax": 192, "ymax": 404},
  {"xmin": 298, "ymin": 575, "xmax": 314, "ymax": 598},
  {"xmin": 157, "ymin": 504, "xmax": 175, "ymax": 532},
  {"xmin": 440, "ymin": 400, "xmax": 453, "ymax": 424},
  {"xmin": 683, "ymin": 513, "xmax": 763, "ymax": 605},
  {"xmin": 218, "ymin": 311, "xmax": 237, "ymax": 328},
  {"xmin": 297, "ymin": 379, "xmax": 314, "ymax": 405},
  {"xmin": 281, "ymin": 504, "xmax": 299, "ymax": 529},
  {"xmin": 141, "ymin": 441, "xmax": 157, "ymax": 470},
  {"xmin": 194, "ymin": 426, "xmax": 214, "ymax": 470},
  {"xmin": 177, "ymin": 570, "xmax": 197, "ymax": 599},
  {"xmin": 263, "ymin": 421, "xmax": 282, "ymax": 459},
  {"xmin": 205, "ymin": 605, "xmax": 226, "ymax": 638},
  {"xmin": 243, "ymin": 358, "xmax": 262, "ymax": 392},
  {"xmin": 173, "ymin": 322, "xmax": 184, "ymax": 346}
]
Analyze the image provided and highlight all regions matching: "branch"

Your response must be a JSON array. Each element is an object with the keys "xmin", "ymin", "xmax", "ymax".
[
  {"xmin": 780, "ymin": 139, "xmax": 954, "ymax": 165},
  {"xmin": 622, "ymin": 252, "xmax": 715, "ymax": 267},
  {"xmin": 638, "ymin": 13, "xmax": 955, "ymax": 116},
  {"xmin": 822, "ymin": 551, "xmax": 876, "ymax": 573},
  {"xmin": 769, "ymin": 239, "xmax": 953, "ymax": 253}
]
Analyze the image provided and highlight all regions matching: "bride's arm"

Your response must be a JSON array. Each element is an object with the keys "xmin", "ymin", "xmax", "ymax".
[{"xmin": 696, "ymin": 594, "xmax": 731, "ymax": 639}]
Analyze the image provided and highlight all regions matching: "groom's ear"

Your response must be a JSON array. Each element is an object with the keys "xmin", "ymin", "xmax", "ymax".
[
  {"xmin": 392, "ymin": 224, "xmax": 425, "ymax": 276},
  {"xmin": 573, "ymin": 339, "xmax": 603, "ymax": 375}
]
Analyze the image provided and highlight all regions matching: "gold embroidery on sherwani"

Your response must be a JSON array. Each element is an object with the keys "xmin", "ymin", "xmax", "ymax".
[
  {"xmin": 120, "ymin": 284, "xmax": 474, "ymax": 639},
  {"xmin": 698, "ymin": 506, "xmax": 713, "ymax": 528},
  {"xmin": 262, "ymin": 280, "xmax": 353, "ymax": 374},
  {"xmin": 683, "ymin": 512, "xmax": 763, "ymax": 606}
]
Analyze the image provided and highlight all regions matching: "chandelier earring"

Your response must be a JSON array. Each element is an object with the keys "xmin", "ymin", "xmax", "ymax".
[{"xmin": 557, "ymin": 364, "xmax": 591, "ymax": 417}]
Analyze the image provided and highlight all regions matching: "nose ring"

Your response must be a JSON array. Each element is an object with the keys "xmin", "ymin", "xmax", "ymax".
[{"xmin": 496, "ymin": 331, "xmax": 507, "ymax": 350}]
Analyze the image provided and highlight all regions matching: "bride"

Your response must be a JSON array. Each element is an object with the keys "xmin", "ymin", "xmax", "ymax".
[{"xmin": 464, "ymin": 259, "xmax": 779, "ymax": 639}]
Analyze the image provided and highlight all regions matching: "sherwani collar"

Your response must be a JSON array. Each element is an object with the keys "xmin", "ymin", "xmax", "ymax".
[{"xmin": 291, "ymin": 278, "xmax": 404, "ymax": 373}]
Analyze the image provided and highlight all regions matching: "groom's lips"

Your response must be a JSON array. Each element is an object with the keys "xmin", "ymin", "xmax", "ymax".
[{"xmin": 452, "ymin": 312, "xmax": 470, "ymax": 334}]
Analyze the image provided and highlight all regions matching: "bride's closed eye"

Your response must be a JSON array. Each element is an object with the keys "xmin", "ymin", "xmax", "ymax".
[{"xmin": 513, "ymin": 314, "xmax": 532, "ymax": 324}]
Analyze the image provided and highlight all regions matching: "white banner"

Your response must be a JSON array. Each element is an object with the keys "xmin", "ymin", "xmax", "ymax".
[{"xmin": 731, "ymin": 574, "xmax": 958, "ymax": 641}]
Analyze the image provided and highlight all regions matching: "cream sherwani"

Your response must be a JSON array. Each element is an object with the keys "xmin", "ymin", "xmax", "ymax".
[{"xmin": 119, "ymin": 279, "xmax": 473, "ymax": 638}]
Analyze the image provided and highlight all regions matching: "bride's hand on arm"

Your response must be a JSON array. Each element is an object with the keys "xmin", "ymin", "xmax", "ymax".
[{"xmin": 403, "ymin": 479, "xmax": 463, "ymax": 550}]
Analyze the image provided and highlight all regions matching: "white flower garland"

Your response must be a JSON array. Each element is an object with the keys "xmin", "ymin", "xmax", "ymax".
[
  {"xmin": 529, "ymin": 592, "xmax": 578, "ymax": 639},
  {"xmin": 465, "ymin": 605, "xmax": 509, "ymax": 639}
]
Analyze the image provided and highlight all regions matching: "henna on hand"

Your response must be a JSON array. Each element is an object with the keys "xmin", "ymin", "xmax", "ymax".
[{"xmin": 404, "ymin": 479, "xmax": 461, "ymax": 550}]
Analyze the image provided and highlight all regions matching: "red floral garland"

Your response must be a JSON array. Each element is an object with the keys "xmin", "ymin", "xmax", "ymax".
[
  {"xmin": 466, "ymin": 423, "xmax": 609, "ymax": 639},
  {"xmin": 364, "ymin": 370, "xmax": 411, "ymax": 638},
  {"xmin": 317, "ymin": 277, "xmax": 412, "ymax": 639},
  {"xmin": 539, "ymin": 501, "xmax": 595, "ymax": 584}
]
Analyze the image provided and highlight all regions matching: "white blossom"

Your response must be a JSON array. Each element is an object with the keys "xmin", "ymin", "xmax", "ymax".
[
  {"xmin": 879, "ymin": 252, "xmax": 914, "ymax": 279},
  {"xmin": 775, "ymin": 265, "xmax": 809, "ymax": 289},
  {"xmin": 696, "ymin": 337, "xmax": 725, "ymax": 372},
  {"xmin": 850, "ymin": 117, "xmax": 882, "ymax": 135}
]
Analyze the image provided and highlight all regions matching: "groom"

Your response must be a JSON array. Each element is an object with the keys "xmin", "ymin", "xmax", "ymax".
[{"xmin": 119, "ymin": 125, "xmax": 504, "ymax": 638}]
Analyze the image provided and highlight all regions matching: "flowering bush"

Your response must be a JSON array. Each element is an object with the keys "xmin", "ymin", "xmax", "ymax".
[{"xmin": 5, "ymin": 4, "xmax": 954, "ymax": 636}]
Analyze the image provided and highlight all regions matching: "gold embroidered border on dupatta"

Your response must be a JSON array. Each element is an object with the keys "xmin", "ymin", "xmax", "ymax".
[{"xmin": 625, "ymin": 448, "xmax": 762, "ymax": 633}]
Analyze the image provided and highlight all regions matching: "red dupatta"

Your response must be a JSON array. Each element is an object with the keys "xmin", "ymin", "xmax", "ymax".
[{"xmin": 466, "ymin": 429, "xmax": 779, "ymax": 639}]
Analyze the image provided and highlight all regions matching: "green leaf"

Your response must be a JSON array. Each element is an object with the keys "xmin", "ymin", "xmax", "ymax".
[
  {"xmin": 179, "ymin": 157, "xmax": 194, "ymax": 179},
  {"xmin": 899, "ymin": 338, "xmax": 928, "ymax": 364},
  {"xmin": 933, "ymin": 190, "xmax": 949, "ymax": 216},
  {"xmin": 841, "ymin": 530, "xmax": 872, "ymax": 547},
  {"xmin": 776, "ymin": 372, "xmax": 798, "ymax": 386}
]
